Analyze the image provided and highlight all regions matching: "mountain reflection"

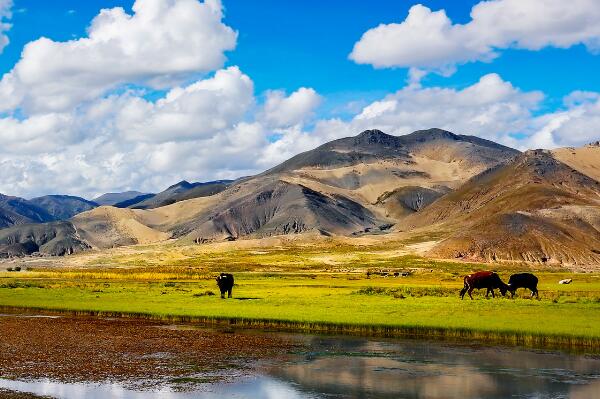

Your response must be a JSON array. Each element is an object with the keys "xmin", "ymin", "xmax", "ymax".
[{"xmin": 268, "ymin": 337, "xmax": 600, "ymax": 399}]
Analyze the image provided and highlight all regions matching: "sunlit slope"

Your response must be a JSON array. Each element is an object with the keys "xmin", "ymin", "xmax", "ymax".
[
  {"xmin": 72, "ymin": 206, "xmax": 170, "ymax": 248},
  {"xmin": 159, "ymin": 128, "xmax": 518, "ymax": 241},
  {"xmin": 406, "ymin": 149, "xmax": 600, "ymax": 265}
]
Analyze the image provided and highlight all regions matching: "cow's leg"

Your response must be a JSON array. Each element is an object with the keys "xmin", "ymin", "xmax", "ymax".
[
  {"xmin": 220, "ymin": 289, "xmax": 225, "ymax": 299},
  {"xmin": 460, "ymin": 284, "xmax": 468, "ymax": 300},
  {"xmin": 228, "ymin": 288, "xmax": 232, "ymax": 298},
  {"xmin": 490, "ymin": 288, "xmax": 495, "ymax": 298},
  {"xmin": 468, "ymin": 287, "xmax": 474, "ymax": 300}
]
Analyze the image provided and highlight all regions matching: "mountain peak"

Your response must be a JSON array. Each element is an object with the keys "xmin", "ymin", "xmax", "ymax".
[
  {"xmin": 406, "ymin": 128, "xmax": 459, "ymax": 142},
  {"xmin": 166, "ymin": 180, "xmax": 194, "ymax": 190},
  {"xmin": 352, "ymin": 129, "xmax": 402, "ymax": 147}
]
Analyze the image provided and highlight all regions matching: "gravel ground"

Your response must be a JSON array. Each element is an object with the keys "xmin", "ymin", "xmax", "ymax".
[{"xmin": 0, "ymin": 314, "xmax": 298, "ymax": 390}]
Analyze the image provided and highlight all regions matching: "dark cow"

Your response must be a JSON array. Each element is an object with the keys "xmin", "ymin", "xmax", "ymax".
[
  {"xmin": 460, "ymin": 271, "xmax": 509, "ymax": 300},
  {"xmin": 508, "ymin": 273, "xmax": 539, "ymax": 299},
  {"xmin": 216, "ymin": 273, "xmax": 234, "ymax": 299}
]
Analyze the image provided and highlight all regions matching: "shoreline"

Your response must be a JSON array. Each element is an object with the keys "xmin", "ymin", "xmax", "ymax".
[{"xmin": 2, "ymin": 305, "xmax": 599, "ymax": 354}]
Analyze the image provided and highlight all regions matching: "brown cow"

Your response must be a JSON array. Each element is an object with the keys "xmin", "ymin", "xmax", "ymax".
[{"xmin": 460, "ymin": 271, "xmax": 509, "ymax": 300}]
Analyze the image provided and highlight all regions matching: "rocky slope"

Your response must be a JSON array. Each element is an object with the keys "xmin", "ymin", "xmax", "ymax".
[
  {"xmin": 0, "ymin": 221, "xmax": 90, "ymax": 257},
  {"xmin": 406, "ymin": 150, "xmax": 600, "ymax": 265},
  {"xmin": 0, "ymin": 128, "xmax": 523, "ymax": 254}
]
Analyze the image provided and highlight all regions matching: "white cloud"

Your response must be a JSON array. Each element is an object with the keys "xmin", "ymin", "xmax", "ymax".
[
  {"xmin": 350, "ymin": 0, "xmax": 600, "ymax": 75},
  {"xmin": 529, "ymin": 95, "xmax": 600, "ymax": 148},
  {"xmin": 261, "ymin": 87, "xmax": 322, "ymax": 128},
  {"xmin": 348, "ymin": 73, "xmax": 543, "ymax": 146},
  {"xmin": 0, "ymin": 0, "xmax": 598, "ymax": 200},
  {"xmin": 0, "ymin": 113, "xmax": 77, "ymax": 154},
  {"xmin": 0, "ymin": 0, "xmax": 12, "ymax": 53},
  {"xmin": 0, "ymin": 0, "xmax": 237, "ymax": 113},
  {"xmin": 116, "ymin": 66, "xmax": 254, "ymax": 142}
]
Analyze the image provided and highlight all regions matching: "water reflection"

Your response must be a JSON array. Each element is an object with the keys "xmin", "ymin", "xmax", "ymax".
[
  {"xmin": 1, "ymin": 333, "xmax": 599, "ymax": 398},
  {"xmin": 269, "ymin": 337, "xmax": 600, "ymax": 399}
]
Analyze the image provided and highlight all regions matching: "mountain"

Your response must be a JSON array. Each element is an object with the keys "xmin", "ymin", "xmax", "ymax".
[
  {"xmin": 405, "ymin": 149, "xmax": 600, "ymax": 265},
  {"xmin": 119, "ymin": 180, "xmax": 232, "ymax": 209},
  {"xmin": 0, "ymin": 128, "xmax": 544, "ymax": 258},
  {"xmin": 165, "ymin": 180, "xmax": 233, "ymax": 204},
  {"xmin": 266, "ymin": 128, "xmax": 517, "ymax": 176},
  {"xmin": 93, "ymin": 191, "xmax": 150, "ymax": 206},
  {"xmin": 28, "ymin": 195, "xmax": 98, "ymax": 220},
  {"xmin": 152, "ymin": 128, "xmax": 519, "ymax": 242},
  {"xmin": 114, "ymin": 180, "xmax": 233, "ymax": 209},
  {"xmin": 0, "ymin": 194, "xmax": 55, "ymax": 229},
  {"xmin": 0, "ymin": 221, "xmax": 90, "ymax": 257},
  {"xmin": 113, "ymin": 194, "xmax": 155, "ymax": 208},
  {"xmin": 71, "ymin": 206, "xmax": 170, "ymax": 249}
]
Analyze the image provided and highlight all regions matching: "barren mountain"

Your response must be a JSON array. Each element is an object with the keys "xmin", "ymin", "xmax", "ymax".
[
  {"xmin": 71, "ymin": 206, "xmax": 170, "ymax": 249},
  {"xmin": 408, "ymin": 149, "xmax": 600, "ymax": 266},
  {"xmin": 0, "ymin": 128, "xmax": 523, "ymax": 254},
  {"xmin": 120, "ymin": 180, "xmax": 232, "ymax": 209},
  {"xmin": 153, "ymin": 128, "xmax": 518, "ymax": 242},
  {"xmin": 28, "ymin": 195, "xmax": 98, "ymax": 220},
  {"xmin": 552, "ymin": 143, "xmax": 600, "ymax": 182},
  {"xmin": 0, "ymin": 221, "xmax": 90, "ymax": 257},
  {"xmin": 93, "ymin": 191, "xmax": 149, "ymax": 206},
  {"xmin": 0, "ymin": 194, "xmax": 55, "ymax": 229}
]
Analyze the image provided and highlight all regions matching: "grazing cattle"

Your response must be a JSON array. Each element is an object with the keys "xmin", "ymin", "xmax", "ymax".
[
  {"xmin": 459, "ymin": 271, "xmax": 509, "ymax": 300},
  {"xmin": 508, "ymin": 273, "xmax": 539, "ymax": 299},
  {"xmin": 216, "ymin": 273, "xmax": 234, "ymax": 299}
]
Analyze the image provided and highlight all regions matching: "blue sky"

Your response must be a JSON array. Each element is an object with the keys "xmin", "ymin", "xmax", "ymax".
[
  {"xmin": 5, "ymin": 0, "xmax": 599, "ymax": 117},
  {"xmin": 0, "ymin": 0, "xmax": 599, "ymax": 198}
]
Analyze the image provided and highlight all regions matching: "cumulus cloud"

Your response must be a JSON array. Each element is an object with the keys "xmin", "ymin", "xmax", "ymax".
[
  {"xmin": 261, "ymin": 87, "xmax": 322, "ymax": 128},
  {"xmin": 348, "ymin": 73, "xmax": 543, "ymax": 146},
  {"xmin": 528, "ymin": 94, "xmax": 600, "ymax": 148},
  {"xmin": 0, "ymin": 0, "xmax": 12, "ymax": 53},
  {"xmin": 0, "ymin": 0, "xmax": 237, "ymax": 113},
  {"xmin": 350, "ymin": 0, "xmax": 600, "ymax": 75},
  {"xmin": 0, "ymin": 0, "xmax": 598, "ymax": 200},
  {"xmin": 116, "ymin": 66, "xmax": 254, "ymax": 142}
]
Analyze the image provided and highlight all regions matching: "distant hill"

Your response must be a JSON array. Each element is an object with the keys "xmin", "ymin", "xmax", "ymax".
[
  {"xmin": 113, "ymin": 194, "xmax": 155, "ymax": 208},
  {"xmin": 93, "ymin": 191, "xmax": 149, "ymax": 206},
  {"xmin": 120, "ymin": 180, "xmax": 233, "ymax": 209},
  {"xmin": 28, "ymin": 195, "xmax": 98, "ymax": 220},
  {"xmin": 0, "ymin": 194, "xmax": 55, "ymax": 229}
]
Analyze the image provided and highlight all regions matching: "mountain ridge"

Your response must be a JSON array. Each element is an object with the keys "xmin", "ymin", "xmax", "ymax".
[{"xmin": 2, "ymin": 128, "xmax": 598, "ymax": 268}]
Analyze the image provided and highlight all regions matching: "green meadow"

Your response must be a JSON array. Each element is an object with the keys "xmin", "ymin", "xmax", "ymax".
[{"xmin": 1, "ymin": 252, "xmax": 600, "ymax": 350}]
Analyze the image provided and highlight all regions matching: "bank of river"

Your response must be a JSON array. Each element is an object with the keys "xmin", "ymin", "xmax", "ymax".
[{"xmin": 0, "ymin": 313, "xmax": 599, "ymax": 398}]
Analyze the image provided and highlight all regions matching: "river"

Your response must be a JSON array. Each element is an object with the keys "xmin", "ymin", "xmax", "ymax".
[{"xmin": 1, "ymin": 322, "xmax": 599, "ymax": 399}]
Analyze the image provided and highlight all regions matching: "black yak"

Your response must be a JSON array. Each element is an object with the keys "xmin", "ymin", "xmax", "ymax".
[
  {"xmin": 508, "ymin": 273, "xmax": 539, "ymax": 299},
  {"xmin": 216, "ymin": 273, "xmax": 234, "ymax": 299}
]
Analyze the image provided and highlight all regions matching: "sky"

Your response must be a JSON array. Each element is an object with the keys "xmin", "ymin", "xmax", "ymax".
[{"xmin": 0, "ymin": 0, "xmax": 599, "ymax": 199}]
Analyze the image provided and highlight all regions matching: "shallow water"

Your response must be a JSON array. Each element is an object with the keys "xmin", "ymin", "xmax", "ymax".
[{"xmin": 2, "ymin": 328, "xmax": 600, "ymax": 398}]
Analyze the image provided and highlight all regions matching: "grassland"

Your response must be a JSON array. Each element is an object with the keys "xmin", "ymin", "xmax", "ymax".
[{"xmin": 0, "ymin": 237, "xmax": 599, "ymax": 350}]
